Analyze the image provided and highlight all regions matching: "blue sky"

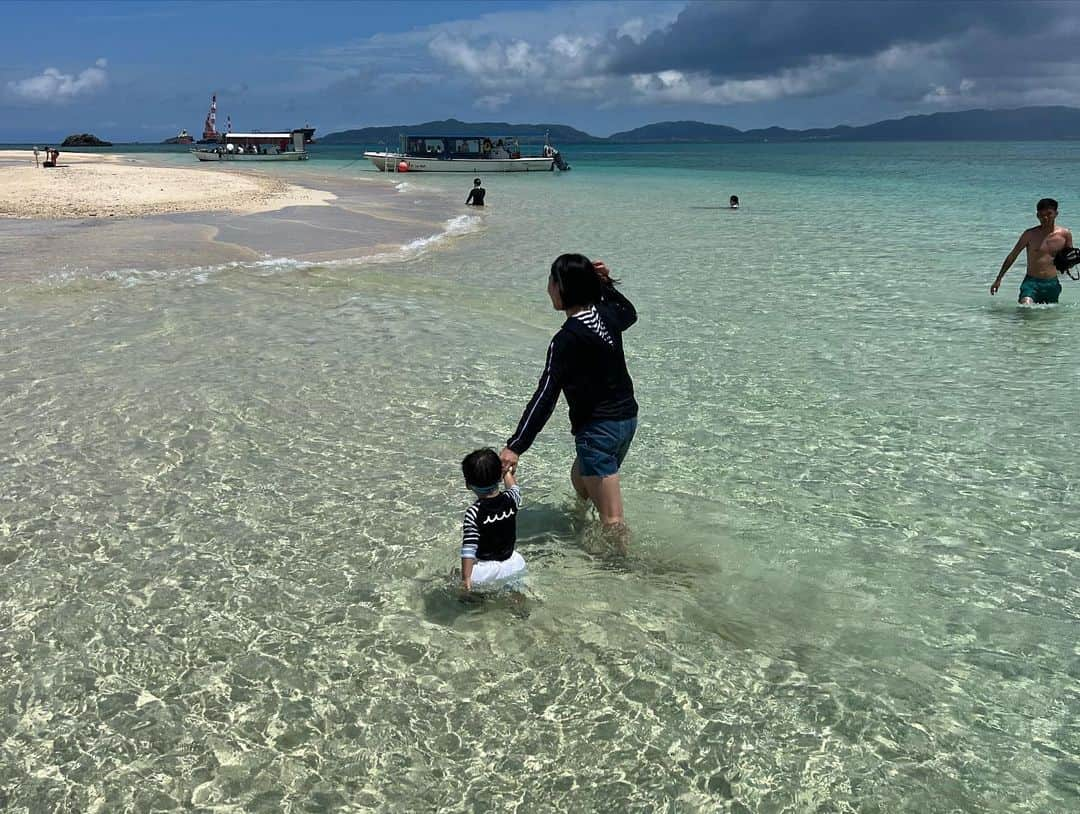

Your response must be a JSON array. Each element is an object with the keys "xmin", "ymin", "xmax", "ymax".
[{"xmin": 3, "ymin": 0, "xmax": 1078, "ymax": 142}]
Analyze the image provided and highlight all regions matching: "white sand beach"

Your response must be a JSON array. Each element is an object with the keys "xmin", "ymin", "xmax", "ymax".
[{"xmin": 0, "ymin": 150, "xmax": 335, "ymax": 219}]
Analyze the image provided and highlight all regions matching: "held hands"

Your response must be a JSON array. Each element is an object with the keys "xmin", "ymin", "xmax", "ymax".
[{"xmin": 499, "ymin": 447, "xmax": 519, "ymax": 474}]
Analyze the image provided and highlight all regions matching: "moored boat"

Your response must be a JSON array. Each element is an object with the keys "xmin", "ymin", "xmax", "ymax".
[
  {"xmin": 191, "ymin": 129, "xmax": 313, "ymax": 162},
  {"xmin": 364, "ymin": 134, "xmax": 569, "ymax": 173}
]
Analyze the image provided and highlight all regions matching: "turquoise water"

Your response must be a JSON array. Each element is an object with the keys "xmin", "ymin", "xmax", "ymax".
[{"xmin": 2, "ymin": 142, "xmax": 1078, "ymax": 811}]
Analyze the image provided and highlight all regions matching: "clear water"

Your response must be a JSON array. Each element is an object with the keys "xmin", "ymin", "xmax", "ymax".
[{"xmin": 2, "ymin": 142, "xmax": 1079, "ymax": 812}]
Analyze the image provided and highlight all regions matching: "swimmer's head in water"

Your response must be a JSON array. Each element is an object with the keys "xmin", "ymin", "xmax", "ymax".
[
  {"xmin": 549, "ymin": 253, "xmax": 603, "ymax": 310},
  {"xmin": 473, "ymin": 178, "xmax": 482, "ymax": 186},
  {"xmin": 462, "ymin": 448, "xmax": 501, "ymax": 492}
]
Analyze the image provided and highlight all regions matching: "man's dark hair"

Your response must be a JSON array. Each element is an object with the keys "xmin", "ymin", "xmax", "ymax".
[
  {"xmin": 473, "ymin": 177, "xmax": 482, "ymax": 186},
  {"xmin": 1037, "ymin": 198, "xmax": 1058, "ymax": 212},
  {"xmin": 550, "ymin": 253, "xmax": 603, "ymax": 310},
  {"xmin": 462, "ymin": 448, "xmax": 501, "ymax": 486}
]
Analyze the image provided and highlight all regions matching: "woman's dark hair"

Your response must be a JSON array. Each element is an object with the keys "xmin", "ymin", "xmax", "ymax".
[
  {"xmin": 462, "ymin": 448, "xmax": 501, "ymax": 486},
  {"xmin": 550, "ymin": 253, "xmax": 604, "ymax": 309}
]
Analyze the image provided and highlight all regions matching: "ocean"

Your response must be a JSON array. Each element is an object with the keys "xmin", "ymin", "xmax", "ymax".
[{"xmin": 1, "ymin": 141, "xmax": 1078, "ymax": 811}]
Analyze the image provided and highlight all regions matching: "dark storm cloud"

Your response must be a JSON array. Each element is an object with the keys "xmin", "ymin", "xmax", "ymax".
[{"xmin": 608, "ymin": 0, "xmax": 1048, "ymax": 80}]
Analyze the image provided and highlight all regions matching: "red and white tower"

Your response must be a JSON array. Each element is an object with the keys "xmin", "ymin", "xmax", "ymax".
[{"xmin": 202, "ymin": 94, "xmax": 218, "ymax": 141}]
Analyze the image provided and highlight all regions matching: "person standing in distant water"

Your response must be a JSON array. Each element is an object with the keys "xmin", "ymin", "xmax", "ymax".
[
  {"xmin": 466, "ymin": 178, "xmax": 486, "ymax": 207},
  {"xmin": 992, "ymin": 198, "xmax": 1073, "ymax": 304},
  {"xmin": 500, "ymin": 255, "xmax": 638, "ymax": 549},
  {"xmin": 729, "ymin": 195, "xmax": 739, "ymax": 209}
]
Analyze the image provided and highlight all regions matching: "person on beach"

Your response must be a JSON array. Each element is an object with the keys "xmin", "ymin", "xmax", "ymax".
[
  {"xmin": 992, "ymin": 198, "xmax": 1073, "ymax": 304},
  {"xmin": 466, "ymin": 178, "xmax": 486, "ymax": 207},
  {"xmin": 32, "ymin": 146, "xmax": 40, "ymax": 167},
  {"xmin": 460, "ymin": 448, "xmax": 526, "ymax": 593},
  {"xmin": 500, "ymin": 255, "xmax": 638, "ymax": 541}
]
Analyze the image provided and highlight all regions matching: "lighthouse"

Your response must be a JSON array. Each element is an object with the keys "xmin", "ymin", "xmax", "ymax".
[{"xmin": 201, "ymin": 94, "xmax": 220, "ymax": 143}]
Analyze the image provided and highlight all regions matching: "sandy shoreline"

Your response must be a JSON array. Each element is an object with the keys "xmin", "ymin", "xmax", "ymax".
[{"xmin": 0, "ymin": 150, "xmax": 335, "ymax": 219}]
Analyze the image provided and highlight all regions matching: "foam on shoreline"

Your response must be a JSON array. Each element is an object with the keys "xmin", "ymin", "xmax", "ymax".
[
  {"xmin": 25, "ymin": 213, "xmax": 483, "ymax": 290},
  {"xmin": 0, "ymin": 151, "xmax": 481, "ymax": 288}
]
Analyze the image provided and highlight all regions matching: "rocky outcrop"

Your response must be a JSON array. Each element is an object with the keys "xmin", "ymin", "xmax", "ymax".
[{"xmin": 61, "ymin": 133, "xmax": 112, "ymax": 147}]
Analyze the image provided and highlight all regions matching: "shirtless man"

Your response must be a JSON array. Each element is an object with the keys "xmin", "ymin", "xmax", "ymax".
[{"xmin": 991, "ymin": 198, "xmax": 1072, "ymax": 304}]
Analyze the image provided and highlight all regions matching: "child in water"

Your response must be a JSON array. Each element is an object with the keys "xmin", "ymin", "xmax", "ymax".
[{"xmin": 459, "ymin": 448, "xmax": 526, "ymax": 593}]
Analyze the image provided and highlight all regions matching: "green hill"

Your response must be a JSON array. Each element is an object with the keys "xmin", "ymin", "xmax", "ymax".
[
  {"xmin": 320, "ymin": 118, "xmax": 601, "ymax": 145},
  {"xmin": 606, "ymin": 120, "xmax": 743, "ymax": 142},
  {"xmin": 321, "ymin": 107, "xmax": 1080, "ymax": 145}
]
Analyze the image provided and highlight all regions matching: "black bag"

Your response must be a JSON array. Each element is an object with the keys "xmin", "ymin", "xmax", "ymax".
[{"xmin": 1053, "ymin": 246, "xmax": 1080, "ymax": 278}]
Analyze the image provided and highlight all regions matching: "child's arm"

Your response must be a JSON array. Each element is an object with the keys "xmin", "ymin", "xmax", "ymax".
[
  {"xmin": 460, "ymin": 556, "xmax": 474, "ymax": 592},
  {"xmin": 461, "ymin": 507, "xmax": 479, "ymax": 592},
  {"xmin": 503, "ymin": 469, "xmax": 522, "ymax": 507}
]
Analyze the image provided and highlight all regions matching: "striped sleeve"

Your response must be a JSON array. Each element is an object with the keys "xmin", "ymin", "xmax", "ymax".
[
  {"xmin": 461, "ymin": 504, "xmax": 479, "ymax": 559},
  {"xmin": 506, "ymin": 339, "xmax": 563, "ymax": 455},
  {"xmin": 506, "ymin": 484, "xmax": 522, "ymax": 508}
]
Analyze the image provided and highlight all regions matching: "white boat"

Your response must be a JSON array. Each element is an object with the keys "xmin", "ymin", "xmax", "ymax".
[
  {"xmin": 192, "ymin": 129, "xmax": 311, "ymax": 162},
  {"xmin": 364, "ymin": 134, "xmax": 569, "ymax": 173}
]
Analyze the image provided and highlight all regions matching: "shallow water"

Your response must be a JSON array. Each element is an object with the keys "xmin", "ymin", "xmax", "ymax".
[{"xmin": 1, "ymin": 142, "xmax": 1079, "ymax": 812}]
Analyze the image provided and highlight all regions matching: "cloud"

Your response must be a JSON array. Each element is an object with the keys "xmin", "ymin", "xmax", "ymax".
[
  {"xmin": 278, "ymin": 0, "xmax": 1080, "ymax": 127},
  {"xmin": 607, "ymin": 1, "xmax": 1037, "ymax": 79},
  {"xmin": 298, "ymin": 2, "xmax": 677, "ymax": 103},
  {"xmin": 475, "ymin": 93, "xmax": 512, "ymax": 110},
  {"xmin": 922, "ymin": 79, "xmax": 975, "ymax": 106},
  {"xmin": 429, "ymin": 34, "xmax": 547, "ymax": 82},
  {"xmin": 629, "ymin": 56, "xmax": 859, "ymax": 105},
  {"xmin": 7, "ymin": 58, "xmax": 109, "ymax": 103}
]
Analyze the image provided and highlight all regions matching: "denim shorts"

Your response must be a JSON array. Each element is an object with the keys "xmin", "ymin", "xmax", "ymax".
[{"xmin": 575, "ymin": 417, "xmax": 637, "ymax": 478}]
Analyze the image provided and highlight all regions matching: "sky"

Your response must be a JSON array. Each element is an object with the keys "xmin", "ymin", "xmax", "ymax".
[{"xmin": 3, "ymin": 0, "xmax": 1080, "ymax": 142}]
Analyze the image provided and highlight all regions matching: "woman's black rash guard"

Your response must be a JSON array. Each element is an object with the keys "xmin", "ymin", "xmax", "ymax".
[{"xmin": 506, "ymin": 283, "xmax": 638, "ymax": 455}]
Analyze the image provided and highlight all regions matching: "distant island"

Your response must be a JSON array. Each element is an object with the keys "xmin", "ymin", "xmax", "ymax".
[
  {"xmin": 61, "ymin": 133, "xmax": 112, "ymax": 147},
  {"xmin": 320, "ymin": 118, "xmax": 602, "ymax": 145},
  {"xmin": 321, "ymin": 107, "xmax": 1080, "ymax": 144}
]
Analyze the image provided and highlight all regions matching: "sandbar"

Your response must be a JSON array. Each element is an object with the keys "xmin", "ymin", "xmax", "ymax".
[{"xmin": 0, "ymin": 150, "xmax": 335, "ymax": 219}]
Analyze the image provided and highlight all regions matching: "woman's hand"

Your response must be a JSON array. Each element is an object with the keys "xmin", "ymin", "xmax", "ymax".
[
  {"xmin": 499, "ymin": 447, "xmax": 519, "ymax": 474},
  {"xmin": 593, "ymin": 260, "xmax": 611, "ymax": 283}
]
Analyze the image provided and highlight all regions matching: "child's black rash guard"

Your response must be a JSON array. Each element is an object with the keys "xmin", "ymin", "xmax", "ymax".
[{"xmin": 461, "ymin": 485, "xmax": 522, "ymax": 562}]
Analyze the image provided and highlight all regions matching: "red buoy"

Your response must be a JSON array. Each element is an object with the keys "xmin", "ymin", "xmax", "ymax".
[{"xmin": 397, "ymin": 161, "xmax": 409, "ymax": 173}]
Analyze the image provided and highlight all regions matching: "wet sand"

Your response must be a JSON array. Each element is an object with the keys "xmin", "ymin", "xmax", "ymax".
[{"xmin": 0, "ymin": 154, "xmax": 476, "ymax": 285}]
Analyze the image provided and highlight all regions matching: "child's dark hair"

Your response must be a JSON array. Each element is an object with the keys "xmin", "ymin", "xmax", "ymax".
[
  {"xmin": 1037, "ymin": 197, "xmax": 1058, "ymax": 211},
  {"xmin": 550, "ymin": 253, "xmax": 607, "ymax": 309},
  {"xmin": 462, "ymin": 448, "xmax": 501, "ymax": 487}
]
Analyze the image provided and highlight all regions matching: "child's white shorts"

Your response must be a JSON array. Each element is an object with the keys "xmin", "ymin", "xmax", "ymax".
[{"xmin": 471, "ymin": 551, "xmax": 527, "ymax": 591}]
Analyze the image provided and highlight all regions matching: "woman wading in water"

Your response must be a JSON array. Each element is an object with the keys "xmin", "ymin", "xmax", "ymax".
[{"xmin": 500, "ymin": 254, "xmax": 639, "ymax": 547}]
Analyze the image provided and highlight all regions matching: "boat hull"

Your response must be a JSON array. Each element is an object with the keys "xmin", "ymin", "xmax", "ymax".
[
  {"xmin": 192, "ymin": 150, "xmax": 308, "ymax": 162},
  {"xmin": 363, "ymin": 152, "xmax": 554, "ymax": 173}
]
